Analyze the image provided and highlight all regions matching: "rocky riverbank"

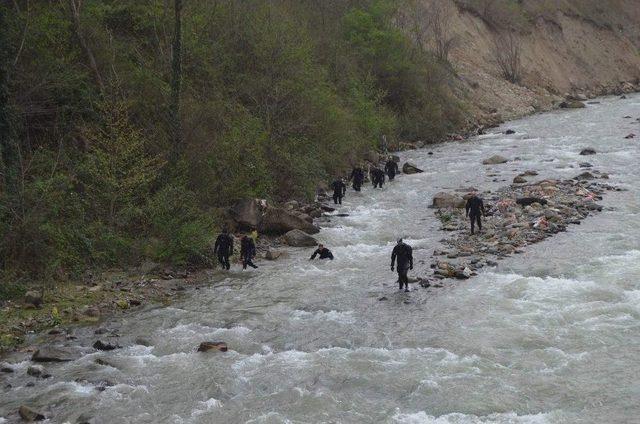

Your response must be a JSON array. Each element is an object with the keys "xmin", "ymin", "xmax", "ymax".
[{"xmin": 422, "ymin": 170, "xmax": 620, "ymax": 284}]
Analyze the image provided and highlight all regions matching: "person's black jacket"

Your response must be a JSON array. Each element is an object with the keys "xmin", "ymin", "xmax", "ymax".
[
  {"xmin": 214, "ymin": 233, "xmax": 234, "ymax": 256},
  {"xmin": 391, "ymin": 242, "xmax": 413, "ymax": 271},
  {"xmin": 310, "ymin": 247, "xmax": 334, "ymax": 260},
  {"xmin": 240, "ymin": 236, "xmax": 256, "ymax": 259},
  {"xmin": 385, "ymin": 160, "xmax": 399, "ymax": 176},
  {"xmin": 465, "ymin": 196, "xmax": 486, "ymax": 217},
  {"xmin": 331, "ymin": 180, "xmax": 347, "ymax": 196},
  {"xmin": 371, "ymin": 168, "xmax": 385, "ymax": 183},
  {"xmin": 350, "ymin": 168, "xmax": 364, "ymax": 183}
]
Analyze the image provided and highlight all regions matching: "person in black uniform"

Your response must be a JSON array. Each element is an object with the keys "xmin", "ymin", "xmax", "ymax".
[
  {"xmin": 391, "ymin": 239, "xmax": 413, "ymax": 292},
  {"xmin": 309, "ymin": 244, "xmax": 334, "ymax": 260},
  {"xmin": 331, "ymin": 178, "xmax": 347, "ymax": 205},
  {"xmin": 385, "ymin": 158, "xmax": 399, "ymax": 181},
  {"xmin": 465, "ymin": 193, "xmax": 486, "ymax": 235},
  {"xmin": 350, "ymin": 167, "xmax": 365, "ymax": 192},
  {"xmin": 371, "ymin": 167, "xmax": 385, "ymax": 189},
  {"xmin": 214, "ymin": 228, "xmax": 234, "ymax": 270},
  {"xmin": 240, "ymin": 235, "xmax": 258, "ymax": 269}
]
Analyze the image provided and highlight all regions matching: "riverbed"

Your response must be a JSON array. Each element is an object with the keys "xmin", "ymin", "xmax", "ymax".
[{"xmin": 1, "ymin": 94, "xmax": 639, "ymax": 423}]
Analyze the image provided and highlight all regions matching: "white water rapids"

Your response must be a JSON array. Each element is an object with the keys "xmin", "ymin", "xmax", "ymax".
[{"xmin": 1, "ymin": 95, "xmax": 640, "ymax": 423}]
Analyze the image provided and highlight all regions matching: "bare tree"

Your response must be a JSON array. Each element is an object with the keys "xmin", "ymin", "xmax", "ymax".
[
  {"xmin": 428, "ymin": 0, "xmax": 457, "ymax": 62},
  {"xmin": 67, "ymin": 0, "xmax": 105, "ymax": 93},
  {"xmin": 169, "ymin": 0, "xmax": 183, "ymax": 158},
  {"xmin": 493, "ymin": 31, "xmax": 522, "ymax": 83}
]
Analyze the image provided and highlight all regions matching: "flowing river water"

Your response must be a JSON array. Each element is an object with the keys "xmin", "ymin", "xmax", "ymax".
[{"xmin": 2, "ymin": 95, "xmax": 640, "ymax": 423}]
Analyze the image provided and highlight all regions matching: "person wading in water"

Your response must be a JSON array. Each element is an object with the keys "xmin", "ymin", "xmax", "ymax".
[
  {"xmin": 391, "ymin": 238, "xmax": 413, "ymax": 292},
  {"xmin": 465, "ymin": 193, "xmax": 486, "ymax": 235}
]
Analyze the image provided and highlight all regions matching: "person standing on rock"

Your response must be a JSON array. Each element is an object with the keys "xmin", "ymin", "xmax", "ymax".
[
  {"xmin": 385, "ymin": 158, "xmax": 399, "ymax": 181},
  {"xmin": 371, "ymin": 167, "xmax": 385, "ymax": 189},
  {"xmin": 391, "ymin": 239, "xmax": 413, "ymax": 292},
  {"xmin": 240, "ymin": 234, "xmax": 258, "ymax": 269},
  {"xmin": 465, "ymin": 193, "xmax": 486, "ymax": 235},
  {"xmin": 331, "ymin": 178, "xmax": 347, "ymax": 205},
  {"xmin": 214, "ymin": 228, "xmax": 234, "ymax": 270},
  {"xmin": 310, "ymin": 244, "xmax": 334, "ymax": 260},
  {"xmin": 350, "ymin": 166, "xmax": 365, "ymax": 192}
]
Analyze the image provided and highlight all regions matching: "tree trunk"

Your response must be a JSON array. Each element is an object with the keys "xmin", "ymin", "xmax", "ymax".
[
  {"xmin": 0, "ymin": 4, "xmax": 18, "ymax": 195},
  {"xmin": 68, "ymin": 0, "xmax": 105, "ymax": 93},
  {"xmin": 169, "ymin": 0, "xmax": 183, "ymax": 159}
]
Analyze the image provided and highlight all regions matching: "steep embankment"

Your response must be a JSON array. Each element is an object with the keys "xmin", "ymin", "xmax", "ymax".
[{"xmin": 440, "ymin": 1, "xmax": 640, "ymax": 125}]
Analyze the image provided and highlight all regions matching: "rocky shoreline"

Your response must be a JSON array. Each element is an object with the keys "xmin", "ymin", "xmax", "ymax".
[{"xmin": 421, "ymin": 169, "xmax": 620, "ymax": 285}]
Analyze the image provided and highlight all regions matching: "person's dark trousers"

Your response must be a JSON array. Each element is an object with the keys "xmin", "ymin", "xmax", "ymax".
[
  {"xmin": 470, "ymin": 214, "xmax": 482, "ymax": 235},
  {"xmin": 398, "ymin": 269, "xmax": 408, "ymax": 290},
  {"xmin": 218, "ymin": 253, "xmax": 230, "ymax": 270},
  {"xmin": 353, "ymin": 182, "xmax": 361, "ymax": 191},
  {"xmin": 333, "ymin": 194, "xmax": 342, "ymax": 204},
  {"xmin": 243, "ymin": 259, "xmax": 258, "ymax": 269},
  {"xmin": 388, "ymin": 173, "xmax": 395, "ymax": 181}
]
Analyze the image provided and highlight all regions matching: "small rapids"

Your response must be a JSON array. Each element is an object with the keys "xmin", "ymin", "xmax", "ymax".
[{"xmin": 1, "ymin": 95, "xmax": 640, "ymax": 423}]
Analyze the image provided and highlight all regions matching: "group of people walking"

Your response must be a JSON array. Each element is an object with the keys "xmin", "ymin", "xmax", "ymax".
[
  {"xmin": 331, "ymin": 157, "xmax": 400, "ymax": 205},
  {"xmin": 214, "ymin": 156, "xmax": 487, "ymax": 292}
]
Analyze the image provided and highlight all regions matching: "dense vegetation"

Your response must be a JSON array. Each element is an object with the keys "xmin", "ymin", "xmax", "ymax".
[{"xmin": 0, "ymin": 0, "xmax": 467, "ymax": 288}]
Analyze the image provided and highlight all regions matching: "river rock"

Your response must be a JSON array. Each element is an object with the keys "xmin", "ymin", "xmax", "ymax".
[
  {"xmin": 265, "ymin": 249, "xmax": 286, "ymax": 260},
  {"xmin": 320, "ymin": 204, "xmax": 335, "ymax": 213},
  {"xmin": 559, "ymin": 100, "xmax": 586, "ymax": 109},
  {"xmin": 576, "ymin": 172, "xmax": 595, "ymax": 180},
  {"xmin": 32, "ymin": 346, "xmax": 80, "ymax": 363},
  {"xmin": 93, "ymin": 340, "xmax": 119, "ymax": 351},
  {"xmin": 579, "ymin": 162, "xmax": 592, "ymax": 168},
  {"xmin": 516, "ymin": 197, "xmax": 548, "ymax": 207},
  {"xmin": 24, "ymin": 290, "xmax": 43, "ymax": 308},
  {"xmin": 482, "ymin": 155, "xmax": 508, "ymax": 165},
  {"xmin": 283, "ymin": 229, "xmax": 317, "ymax": 247},
  {"xmin": 229, "ymin": 198, "xmax": 267, "ymax": 230},
  {"xmin": 580, "ymin": 148, "xmax": 596, "ymax": 155},
  {"xmin": 513, "ymin": 176, "xmax": 527, "ymax": 184},
  {"xmin": 402, "ymin": 162, "xmax": 423, "ymax": 174},
  {"xmin": 27, "ymin": 365, "xmax": 49, "ymax": 378},
  {"xmin": 259, "ymin": 206, "xmax": 319, "ymax": 235},
  {"xmin": 1, "ymin": 364, "xmax": 14, "ymax": 373},
  {"xmin": 390, "ymin": 154, "xmax": 400, "ymax": 163},
  {"xmin": 624, "ymin": 133, "xmax": 636, "ymax": 139},
  {"xmin": 431, "ymin": 192, "xmax": 465, "ymax": 209},
  {"xmin": 197, "ymin": 342, "xmax": 228, "ymax": 352},
  {"xmin": 19, "ymin": 405, "xmax": 45, "ymax": 422},
  {"xmin": 504, "ymin": 129, "xmax": 516, "ymax": 134}
]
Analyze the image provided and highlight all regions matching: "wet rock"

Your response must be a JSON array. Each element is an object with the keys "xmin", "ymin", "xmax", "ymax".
[
  {"xmin": 579, "ymin": 162, "xmax": 592, "ymax": 168},
  {"xmin": 482, "ymin": 155, "xmax": 508, "ymax": 165},
  {"xmin": 283, "ymin": 229, "xmax": 317, "ymax": 247},
  {"xmin": 197, "ymin": 342, "xmax": 228, "ymax": 352},
  {"xmin": 521, "ymin": 170, "xmax": 538, "ymax": 176},
  {"xmin": 259, "ymin": 206, "xmax": 319, "ymax": 235},
  {"xmin": 1, "ymin": 364, "xmax": 14, "ymax": 373},
  {"xmin": 390, "ymin": 155, "xmax": 400, "ymax": 163},
  {"xmin": 513, "ymin": 176, "xmax": 527, "ymax": 184},
  {"xmin": 93, "ymin": 340, "xmax": 120, "ymax": 351},
  {"xmin": 320, "ymin": 204, "xmax": 335, "ymax": 213},
  {"xmin": 24, "ymin": 290, "xmax": 43, "ymax": 308},
  {"xmin": 504, "ymin": 129, "xmax": 516, "ymax": 134},
  {"xmin": 265, "ymin": 249, "xmax": 286, "ymax": 260},
  {"xmin": 431, "ymin": 192, "xmax": 465, "ymax": 209},
  {"xmin": 135, "ymin": 338, "xmax": 152, "ymax": 347},
  {"xmin": 32, "ymin": 346, "xmax": 80, "ymax": 363},
  {"xmin": 576, "ymin": 172, "xmax": 595, "ymax": 180},
  {"xmin": 580, "ymin": 148, "xmax": 596, "ymax": 155},
  {"xmin": 559, "ymin": 100, "xmax": 585, "ymax": 109},
  {"xmin": 378, "ymin": 296, "xmax": 388, "ymax": 301},
  {"xmin": 402, "ymin": 162, "xmax": 423, "ymax": 174},
  {"xmin": 27, "ymin": 365, "xmax": 49, "ymax": 379},
  {"xmin": 19, "ymin": 405, "xmax": 45, "ymax": 422},
  {"xmin": 624, "ymin": 133, "xmax": 636, "ymax": 139}
]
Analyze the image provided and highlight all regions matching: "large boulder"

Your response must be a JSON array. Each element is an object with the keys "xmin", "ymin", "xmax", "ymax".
[
  {"xmin": 259, "ymin": 207, "xmax": 319, "ymax": 235},
  {"xmin": 431, "ymin": 192, "xmax": 465, "ymax": 209},
  {"xmin": 402, "ymin": 162, "xmax": 424, "ymax": 174},
  {"xmin": 482, "ymin": 155, "xmax": 508, "ymax": 165},
  {"xmin": 32, "ymin": 346, "xmax": 81, "ymax": 363},
  {"xmin": 229, "ymin": 199, "xmax": 267, "ymax": 230},
  {"xmin": 283, "ymin": 229, "xmax": 317, "ymax": 247}
]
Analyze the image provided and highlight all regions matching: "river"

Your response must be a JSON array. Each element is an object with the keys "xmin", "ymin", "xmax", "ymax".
[{"xmin": 1, "ymin": 94, "xmax": 639, "ymax": 423}]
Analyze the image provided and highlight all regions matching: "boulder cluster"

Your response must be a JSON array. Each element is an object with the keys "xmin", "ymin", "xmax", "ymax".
[{"xmin": 428, "ymin": 174, "xmax": 619, "ymax": 280}]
